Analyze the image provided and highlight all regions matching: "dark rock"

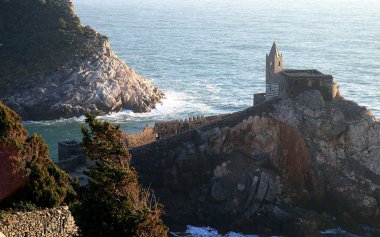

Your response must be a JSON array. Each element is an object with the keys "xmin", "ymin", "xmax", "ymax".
[{"xmin": 128, "ymin": 93, "xmax": 380, "ymax": 235}]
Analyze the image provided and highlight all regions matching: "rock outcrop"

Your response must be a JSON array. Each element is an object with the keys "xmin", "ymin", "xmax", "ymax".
[
  {"xmin": 0, "ymin": 0, "xmax": 163, "ymax": 120},
  {"xmin": 131, "ymin": 89, "xmax": 380, "ymax": 236},
  {"xmin": 3, "ymin": 37, "xmax": 164, "ymax": 120}
]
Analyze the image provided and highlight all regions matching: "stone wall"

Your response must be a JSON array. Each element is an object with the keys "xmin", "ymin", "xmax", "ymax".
[
  {"xmin": 56, "ymin": 141, "xmax": 86, "ymax": 173},
  {"xmin": 0, "ymin": 206, "xmax": 77, "ymax": 237},
  {"xmin": 154, "ymin": 114, "xmax": 227, "ymax": 139},
  {"xmin": 253, "ymin": 93, "xmax": 266, "ymax": 105},
  {"xmin": 279, "ymin": 75, "xmax": 334, "ymax": 101},
  {"xmin": 125, "ymin": 124, "xmax": 157, "ymax": 148}
]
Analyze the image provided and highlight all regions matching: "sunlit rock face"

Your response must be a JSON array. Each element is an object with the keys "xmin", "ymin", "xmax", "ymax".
[
  {"xmin": 0, "ymin": 0, "xmax": 164, "ymax": 120},
  {"xmin": 3, "ymin": 38, "xmax": 164, "ymax": 120},
  {"xmin": 132, "ymin": 88, "xmax": 380, "ymax": 236}
]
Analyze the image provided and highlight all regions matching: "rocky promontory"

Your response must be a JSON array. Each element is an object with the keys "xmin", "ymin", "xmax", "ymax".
[
  {"xmin": 131, "ymin": 87, "xmax": 380, "ymax": 236},
  {"xmin": 0, "ymin": 0, "xmax": 163, "ymax": 120}
]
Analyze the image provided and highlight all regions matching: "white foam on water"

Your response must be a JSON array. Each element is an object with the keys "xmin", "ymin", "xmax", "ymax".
[
  {"xmin": 97, "ymin": 89, "xmax": 216, "ymax": 123},
  {"xmin": 98, "ymin": 90, "xmax": 190, "ymax": 121},
  {"xmin": 171, "ymin": 226, "xmax": 266, "ymax": 237},
  {"xmin": 23, "ymin": 90, "xmax": 196, "ymax": 124},
  {"xmin": 23, "ymin": 115, "xmax": 86, "ymax": 125},
  {"xmin": 319, "ymin": 228, "xmax": 359, "ymax": 237}
]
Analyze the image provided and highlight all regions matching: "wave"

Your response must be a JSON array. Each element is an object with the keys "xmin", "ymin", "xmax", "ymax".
[
  {"xmin": 170, "ymin": 226, "xmax": 261, "ymax": 237},
  {"xmin": 172, "ymin": 225, "xmax": 375, "ymax": 237},
  {"xmin": 23, "ymin": 115, "xmax": 87, "ymax": 125},
  {"xmin": 98, "ymin": 90, "xmax": 189, "ymax": 121},
  {"xmin": 23, "ymin": 90, "xmax": 203, "ymax": 125}
]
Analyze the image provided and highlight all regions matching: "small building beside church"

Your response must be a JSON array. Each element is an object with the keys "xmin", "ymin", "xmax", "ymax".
[{"xmin": 254, "ymin": 43, "xmax": 335, "ymax": 105}]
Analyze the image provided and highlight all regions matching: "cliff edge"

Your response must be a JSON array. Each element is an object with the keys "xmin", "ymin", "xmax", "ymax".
[
  {"xmin": 0, "ymin": 0, "xmax": 163, "ymax": 120},
  {"xmin": 131, "ymin": 88, "xmax": 380, "ymax": 236}
]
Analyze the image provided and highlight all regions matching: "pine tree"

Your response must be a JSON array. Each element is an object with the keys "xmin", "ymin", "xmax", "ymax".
[
  {"xmin": 72, "ymin": 113, "xmax": 168, "ymax": 237},
  {"xmin": 0, "ymin": 101, "xmax": 72, "ymax": 209}
]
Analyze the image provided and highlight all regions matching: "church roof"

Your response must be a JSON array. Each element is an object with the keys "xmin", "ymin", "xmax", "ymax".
[
  {"xmin": 281, "ymin": 69, "xmax": 333, "ymax": 79},
  {"xmin": 269, "ymin": 42, "xmax": 281, "ymax": 57}
]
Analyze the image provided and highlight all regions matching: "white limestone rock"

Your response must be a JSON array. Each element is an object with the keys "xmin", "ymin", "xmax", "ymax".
[{"xmin": 3, "ymin": 38, "xmax": 164, "ymax": 120}]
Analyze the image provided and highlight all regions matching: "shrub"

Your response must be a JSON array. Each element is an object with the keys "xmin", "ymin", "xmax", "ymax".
[
  {"xmin": 71, "ymin": 113, "xmax": 168, "ymax": 237},
  {"xmin": 0, "ymin": 101, "xmax": 72, "ymax": 209},
  {"xmin": 0, "ymin": 101, "xmax": 27, "ymax": 144},
  {"xmin": 25, "ymin": 134, "xmax": 71, "ymax": 207}
]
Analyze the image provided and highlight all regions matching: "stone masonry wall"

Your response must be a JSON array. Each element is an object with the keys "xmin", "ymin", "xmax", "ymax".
[
  {"xmin": 0, "ymin": 206, "xmax": 77, "ymax": 237},
  {"xmin": 125, "ymin": 124, "xmax": 157, "ymax": 148},
  {"xmin": 154, "ymin": 114, "xmax": 227, "ymax": 139},
  {"xmin": 57, "ymin": 141, "xmax": 86, "ymax": 173}
]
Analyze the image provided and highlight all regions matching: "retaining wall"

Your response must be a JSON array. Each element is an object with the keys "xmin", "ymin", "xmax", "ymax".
[{"xmin": 0, "ymin": 206, "xmax": 77, "ymax": 237}]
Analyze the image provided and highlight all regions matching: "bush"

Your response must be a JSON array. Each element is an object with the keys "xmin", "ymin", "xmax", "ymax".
[
  {"xmin": 0, "ymin": 101, "xmax": 72, "ymax": 209},
  {"xmin": 0, "ymin": 101, "xmax": 28, "ymax": 144},
  {"xmin": 25, "ymin": 134, "xmax": 71, "ymax": 207},
  {"xmin": 71, "ymin": 113, "xmax": 168, "ymax": 237}
]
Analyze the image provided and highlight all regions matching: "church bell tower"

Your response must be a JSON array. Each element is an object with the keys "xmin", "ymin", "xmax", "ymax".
[
  {"xmin": 265, "ymin": 42, "xmax": 283, "ymax": 100},
  {"xmin": 266, "ymin": 42, "xmax": 283, "ymax": 84}
]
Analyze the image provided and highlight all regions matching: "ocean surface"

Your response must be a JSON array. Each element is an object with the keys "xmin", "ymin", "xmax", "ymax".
[
  {"xmin": 21, "ymin": 0, "xmax": 380, "ymax": 237},
  {"xmin": 25, "ymin": 0, "xmax": 380, "ymax": 161},
  {"xmin": 22, "ymin": 0, "xmax": 380, "ymax": 236}
]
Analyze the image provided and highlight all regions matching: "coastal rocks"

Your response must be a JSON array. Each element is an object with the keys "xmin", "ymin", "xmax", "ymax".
[
  {"xmin": 131, "ymin": 89, "xmax": 380, "ymax": 236},
  {"xmin": 0, "ymin": 0, "xmax": 164, "ymax": 121},
  {"xmin": 2, "ymin": 37, "xmax": 164, "ymax": 120}
]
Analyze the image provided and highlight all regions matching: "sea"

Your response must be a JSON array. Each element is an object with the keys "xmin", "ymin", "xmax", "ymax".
[{"xmin": 23, "ymin": 0, "xmax": 380, "ymax": 236}]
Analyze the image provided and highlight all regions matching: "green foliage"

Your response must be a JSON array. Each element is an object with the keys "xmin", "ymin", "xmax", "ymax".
[
  {"xmin": 0, "ymin": 210, "xmax": 8, "ymax": 220},
  {"xmin": 72, "ymin": 113, "xmax": 168, "ymax": 237},
  {"xmin": 0, "ymin": 101, "xmax": 27, "ymax": 144},
  {"xmin": 0, "ymin": 0, "xmax": 102, "ymax": 92},
  {"xmin": 81, "ymin": 113, "xmax": 130, "ymax": 166},
  {"xmin": 0, "ymin": 102, "xmax": 72, "ymax": 209},
  {"xmin": 7, "ymin": 201, "xmax": 38, "ymax": 213},
  {"xmin": 25, "ymin": 134, "xmax": 71, "ymax": 207},
  {"xmin": 0, "ymin": 201, "xmax": 38, "ymax": 220}
]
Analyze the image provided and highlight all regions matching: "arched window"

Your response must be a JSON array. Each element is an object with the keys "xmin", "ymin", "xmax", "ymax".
[{"xmin": 278, "ymin": 61, "xmax": 281, "ymax": 66}]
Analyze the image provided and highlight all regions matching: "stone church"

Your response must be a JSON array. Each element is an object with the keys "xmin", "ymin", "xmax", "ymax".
[{"xmin": 254, "ymin": 43, "xmax": 336, "ymax": 105}]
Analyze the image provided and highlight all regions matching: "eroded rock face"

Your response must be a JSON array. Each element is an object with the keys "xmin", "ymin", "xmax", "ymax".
[
  {"xmin": 2, "ymin": 38, "xmax": 164, "ymax": 120},
  {"xmin": 0, "ymin": 0, "xmax": 164, "ymax": 121},
  {"xmin": 131, "ymin": 89, "xmax": 380, "ymax": 236}
]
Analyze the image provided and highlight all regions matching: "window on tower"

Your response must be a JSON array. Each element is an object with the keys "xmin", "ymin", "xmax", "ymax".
[{"xmin": 278, "ymin": 61, "xmax": 281, "ymax": 66}]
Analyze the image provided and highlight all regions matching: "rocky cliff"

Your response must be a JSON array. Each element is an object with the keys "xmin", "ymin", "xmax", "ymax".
[
  {"xmin": 0, "ymin": 0, "xmax": 163, "ymax": 120},
  {"xmin": 131, "ymin": 89, "xmax": 380, "ymax": 236}
]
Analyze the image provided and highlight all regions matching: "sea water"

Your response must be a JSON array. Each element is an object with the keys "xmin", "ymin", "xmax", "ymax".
[
  {"xmin": 25, "ymin": 0, "xmax": 380, "ymax": 161},
  {"xmin": 23, "ymin": 1, "xmax": 380, "ymax": 235}
]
